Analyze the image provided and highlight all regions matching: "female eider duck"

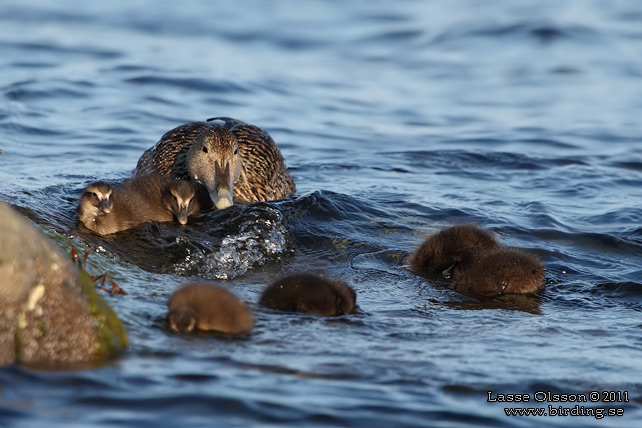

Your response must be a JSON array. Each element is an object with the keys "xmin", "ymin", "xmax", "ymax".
[
  {"xmin": 409, "ymin": 224, "xmax": 499, "ymax": 276},
  {"xmin": 167, "ymin": 283, "xmax": 253, "ymax": 334},
  {"xmin": 259, "ymin": 273, "xmax": 357, "ymax": 317},
  {"xmin": 450, "ymin": 247, "xmax": 546, "ymax": 297},
  {"xmin": 78, "ymin": 174, "xmax": 207, "ymax": 235},
  {"xmin": 134, "ymin": 117, "xmax": 296, "ymax": 210}
]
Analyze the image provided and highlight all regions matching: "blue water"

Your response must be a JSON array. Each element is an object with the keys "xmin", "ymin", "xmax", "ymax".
[{"xmin": 1, "ymin": 0, "xmax": 642, "ymax": 426}]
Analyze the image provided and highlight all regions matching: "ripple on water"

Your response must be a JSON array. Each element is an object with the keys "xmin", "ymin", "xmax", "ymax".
[
  {"xmin": 124, "ymin": 75, "xmax": 252, "ymax": 94},
  {"xmin": 3, "ymin": 1, "xmax": 642, "ymax": 427},
  {"xmin": 430, "ymin": 20, "xmax": 603, "ymax": 47}
]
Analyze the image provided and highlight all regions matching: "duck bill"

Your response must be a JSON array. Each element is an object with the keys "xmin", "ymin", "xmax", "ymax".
[
  {"xmin": 98, "ymin": 199, "xmax": 112, "ymax": 214},
  {"xmin": 211, "ymin": 162, "xmax": 233, "ymax": 210},
  {"xmin": 177, "ymin": 207, "xmax": 189, "ymax": 225}
]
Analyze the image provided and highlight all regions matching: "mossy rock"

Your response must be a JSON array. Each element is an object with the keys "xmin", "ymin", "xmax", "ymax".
[{"xmin": 0, "ymin": 202, "xmax": 127, "ymax": 368}]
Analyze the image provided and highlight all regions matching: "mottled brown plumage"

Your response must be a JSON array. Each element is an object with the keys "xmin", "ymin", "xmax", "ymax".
[
  {"xmin": 134, "ymin": 117, "xmax": 296, "ymax": 209},
  {"xmin": 259, "ymin": 273, "xmax": 357, "ymax": 317},
  {"xmin": 409, "ymin": 224, "xmax": 499, "ymax": 276},
  {"xmin": 167, "ymin": 283, "xmax": 253, "ymax": 334},
  {"xmin": 451, "ymin": 247, "xmax": 545, "ymax": 297}
]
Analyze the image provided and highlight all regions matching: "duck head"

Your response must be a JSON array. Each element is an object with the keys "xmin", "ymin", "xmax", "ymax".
[
  {"xmin": 77, "ymin": 181, "xmax": 113, "ymax": 230},
  {"xmin": 167, "ymin": 307, "xmax": 197, "ymax": 333},
  {"xmin": 186, "ymin": 125, "xmax": 242, "ymax": 210},
  {"xmin": 79, "ymin": 181, "xmax": 113, "ymax": 215},
  {"xmin": 162, "ymin": 180, "xmax": 199, "ymax": 225}
]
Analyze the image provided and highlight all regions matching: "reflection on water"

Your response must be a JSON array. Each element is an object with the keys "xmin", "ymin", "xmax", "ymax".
[{"xmin": 1, "ymin": 0, "xmax": 642, "ymax": 426}]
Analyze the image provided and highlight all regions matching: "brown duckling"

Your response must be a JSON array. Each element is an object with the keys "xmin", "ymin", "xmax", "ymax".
[
  {"xmin": 161, "ymin": 180, "xmax": 210, "ymax": 225},
  {"xmin": 259, "ymin": 273, "xmax": 356, "ymax": 316},
  {"xmin": 78, "ymin": 175, "xmax": 206, "ymax": 235},
  {"xmin": 77, "ymin": 181, "xmax": 113, "ymax": 224},
  {"xmin": 167, "ymin": 283, "xmax": 253, "ymax": 334},
  {"xmin": 451, "ymin": 247, "xmax": 545, "ymax": 297},
  {"xmin": 134, "ymin": 118, "xmax": 296, "ymax": 210},
  {"xmin": 409, "ymin": 224, "xmax": 499, "ymax": 276}
]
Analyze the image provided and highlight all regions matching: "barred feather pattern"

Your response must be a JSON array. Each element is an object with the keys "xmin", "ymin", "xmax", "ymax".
[
  {"xmin": 134, "ymin": 122, "xmax": 206, "ymax": 181},
  {"xmin": 134, "ymin": 119, "xmax": 296, "ymax": 203}
]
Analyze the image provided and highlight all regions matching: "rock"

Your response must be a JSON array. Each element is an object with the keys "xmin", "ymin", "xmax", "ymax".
[{"xmin": 0, "ymin": 202, "xmax": 127, "ymax": 368}]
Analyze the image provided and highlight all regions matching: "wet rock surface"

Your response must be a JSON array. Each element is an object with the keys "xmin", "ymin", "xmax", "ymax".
[
  {"xmin": 0, "ymin": 202, "xmax": 127, "ymax": 368},
  {"xmin": 75, "ymin": 201, "xmax": 293, "ymax": 280}
]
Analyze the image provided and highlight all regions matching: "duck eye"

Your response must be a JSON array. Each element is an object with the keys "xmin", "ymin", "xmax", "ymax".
[
  {"xmin": 202, "ymin": 146, "xmax": 208, "ymax": 153},
  {"xmin": 234, "ymin": 147, "xmax": 239, "ymax": 155}
]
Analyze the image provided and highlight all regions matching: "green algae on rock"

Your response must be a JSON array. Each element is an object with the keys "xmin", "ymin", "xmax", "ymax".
[{"xmin": 0, "ymin": 202, "xmax": 127, "ymax": 368}]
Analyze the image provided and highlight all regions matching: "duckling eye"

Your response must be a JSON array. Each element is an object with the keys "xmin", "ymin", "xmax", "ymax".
[{"xmin": 202, "ymin": 146, "xmax": 208, "ymax": 153}]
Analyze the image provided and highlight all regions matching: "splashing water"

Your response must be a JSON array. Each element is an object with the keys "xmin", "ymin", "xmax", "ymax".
[
  {"xmin": 203, "ymin": 217, "xmax": 289, "ymax": 279},
  {"xmin": 165, "ymin": 205, "xmax": 291, "ymax": 279}
]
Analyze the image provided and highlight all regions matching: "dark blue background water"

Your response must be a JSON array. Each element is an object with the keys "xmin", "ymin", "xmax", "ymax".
[{"xmin": 1, "ymin": 1, "xmax": 642, "ymax": 426}]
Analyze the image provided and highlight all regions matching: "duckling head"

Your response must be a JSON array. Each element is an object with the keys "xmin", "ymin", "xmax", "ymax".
[
  {"xmin": 80, "ymin": 181, "xmax": 113, "ymax": 215},
  {"xmin": 167, "ymin": 307, "xmax": 197, "ymax": 333},
  {"xmin": 162, "ymin": 180, "xmax": 198, "ymax": 225},
  {"xmin": 186, "ymin": 125, "xmax": 242, "ymax": 210}
]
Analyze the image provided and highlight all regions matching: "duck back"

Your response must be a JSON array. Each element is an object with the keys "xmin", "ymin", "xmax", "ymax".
[
  {"xmin": 409, "ymin": 224, "xmax": 499, "ymax": 276},
  {"xmin": 135, "ymin": 122, "xmax": 209, "ymax": 180},
  {"xmin": 167, "ymin": 283, "xmax": 253, "ymax": 334},
  {"xmin": 259, "ymin": 273, "xmax": 356, "ymax": 316},
  {"xmin": 451, "ymin": 247, "xmax": 545, "ymax": 297}
]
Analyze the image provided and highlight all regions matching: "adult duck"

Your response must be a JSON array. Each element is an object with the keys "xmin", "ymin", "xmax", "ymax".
[{"xmin": 134, "ymin": 117, "xmax": 296, "ymax": 209}]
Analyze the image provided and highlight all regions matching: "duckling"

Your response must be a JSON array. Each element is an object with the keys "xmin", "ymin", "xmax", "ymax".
[
  {"xmin": 167, "ymin": 283, "xmax": 253, "ymax": 334},
  {"xmin": 161, "ymin": 179, "xmax": 211, "ymax": 225},
  {"xmin": 409, "ymin": 224, "xmax": 499, "ymax": 276},
  {"xmin": 77, "ymin": 181, "xmax": 114, "ymax": 227},
  {"xmin": 450, "ymin": 247, "xmax": 545, "ymax": 297},
  {"xmin": 78, "ymin": 175, "xmax": 205, "ymax": 235},
  {"xmin": 134, "ymin": 117, "xmax": 296, "ymax": 210},
  {"xmin": 259, "ymin": 273, "xmax": 356, "ymax": 316}
]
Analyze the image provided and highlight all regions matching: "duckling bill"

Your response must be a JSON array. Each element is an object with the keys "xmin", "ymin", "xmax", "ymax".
[
  {"xmin": 167, "ymin": 283, "xmax": 253, "ymax": 334},
  {"xmin": 259, "ymin": 273, "xmax": 357, "ymax": 316}
]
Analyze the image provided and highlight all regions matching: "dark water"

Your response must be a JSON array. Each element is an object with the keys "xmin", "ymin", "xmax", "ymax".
[{"xmin": 2, "ymin": 0, "xmax": 642, "ymax": 426}]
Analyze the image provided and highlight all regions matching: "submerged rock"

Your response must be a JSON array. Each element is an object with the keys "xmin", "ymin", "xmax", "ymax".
[{"xmin": 0, "ymin": 202, "xmax": 127, "ymax": 368}]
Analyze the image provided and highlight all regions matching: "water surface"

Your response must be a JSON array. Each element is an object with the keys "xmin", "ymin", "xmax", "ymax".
[{"xmin": 1, "ymin": 0, "xmax": 642, "ymax": 426}]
